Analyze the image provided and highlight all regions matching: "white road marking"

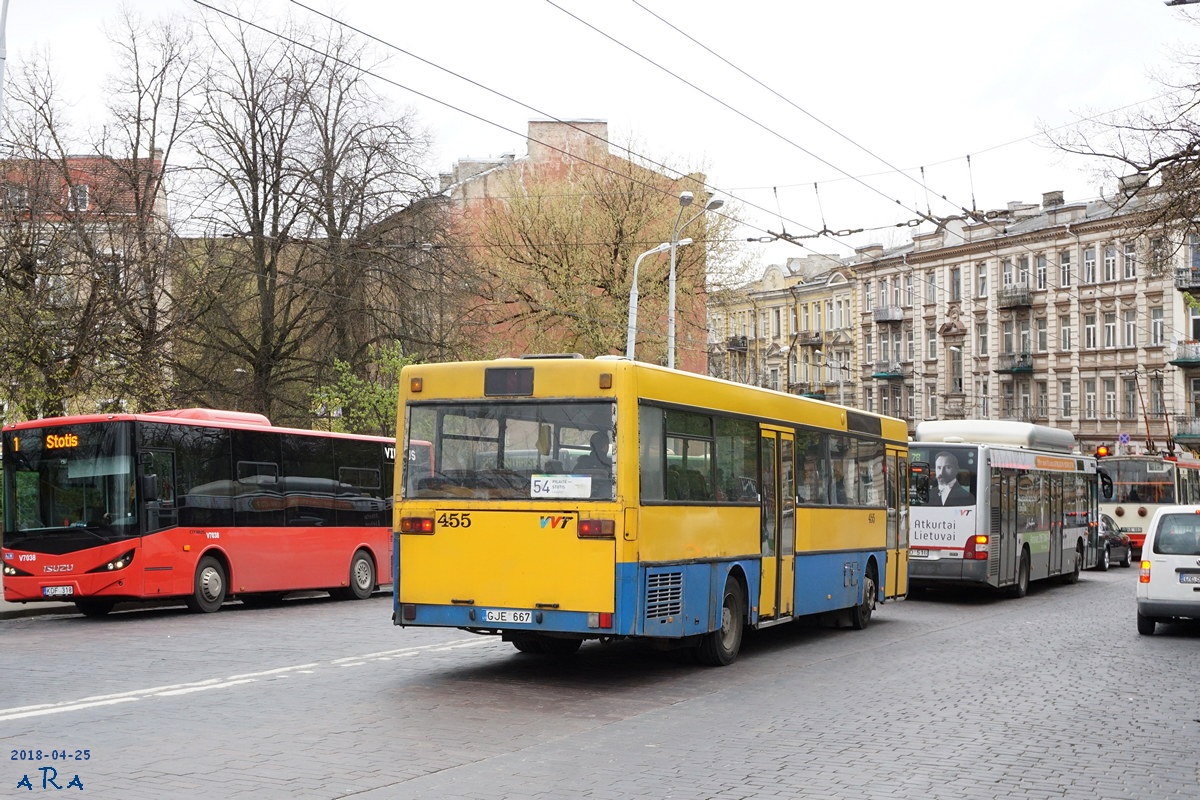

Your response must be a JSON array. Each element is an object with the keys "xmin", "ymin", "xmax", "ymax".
[{"xmin": 0, "ymin": 638, "xmax": 493, "ymax": 722}]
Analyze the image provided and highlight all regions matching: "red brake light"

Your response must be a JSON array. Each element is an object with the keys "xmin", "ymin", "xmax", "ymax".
[
  {"xmin": 963, "ymin": 534, "xmax": 990, "ymax": 560},
  {"xmin": 400, "ymin": 516, "xmax": 435, "ymax": 533},
  {"xmin": 577, "ymin": 519, "xmax": 615, "ymax": 539}
]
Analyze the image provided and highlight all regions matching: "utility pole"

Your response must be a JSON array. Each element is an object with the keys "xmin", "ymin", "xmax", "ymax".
[{"xmin": 0, "ymin": 0, "xmax": 9, "ymax": 118}]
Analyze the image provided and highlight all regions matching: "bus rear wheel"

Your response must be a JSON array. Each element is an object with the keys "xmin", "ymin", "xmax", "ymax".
[
  {"xmin": 697, "ymin": 579, "xmax": 745, "ymax": 666},
  {"xmin": 850, "ymin": 571, "xmax": 876, "ymax": 630},
  {"xmin": 333, "ymin": 550, "xmax": 375, "ymax": 600},
  {"xmin": 75, "ymin": 599, "xmax": 116, "ymax": 618},
  {"xmin": 186, "ymin": 556, "xmax": 227, "ymax": 613},
  {"xmin": 1062, "ymin": 544, "xmax": 1083, "ymax": 584},
  {"xmin": 1007, "ymin": 551, "xmax": 1030, "ymax": 599}
]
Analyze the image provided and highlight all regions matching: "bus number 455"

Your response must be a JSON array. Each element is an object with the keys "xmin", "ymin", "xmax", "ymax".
[{"xmin": 438, "ymin": 512, "xmax": 472, "ymax": 528}]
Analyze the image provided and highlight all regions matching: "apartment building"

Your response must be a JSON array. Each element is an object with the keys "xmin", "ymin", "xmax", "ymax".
[{"xmin": 710, "ymin": 181, "xmax": 1196, "ymax": 456}]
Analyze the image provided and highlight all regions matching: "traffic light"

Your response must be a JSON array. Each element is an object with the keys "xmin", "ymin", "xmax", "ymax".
[{"xmin": 1094, "ymin": 444, "xmax": 1111, "ymax": 458}]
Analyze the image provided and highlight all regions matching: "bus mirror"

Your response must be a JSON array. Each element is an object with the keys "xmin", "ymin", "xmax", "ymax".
[
  {"xmin": 141, "ymin": 474, "xmax": 158, "ymax": 502},
  {"xmin": 1099, "ymin": 470, "xmax": 1114, "ymax": 501},
  {"xmin": 537, "ymin": 424, "xmax": 552, "ymax": 457}
]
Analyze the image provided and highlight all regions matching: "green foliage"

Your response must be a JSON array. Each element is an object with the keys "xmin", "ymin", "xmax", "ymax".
[{"xmin": 310, "ymin": 343, "xmax": 415, "ymax": 437}]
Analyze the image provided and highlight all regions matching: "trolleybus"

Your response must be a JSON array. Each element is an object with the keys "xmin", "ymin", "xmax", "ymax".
[
  {"xmin": 908, "ymin": 420, "xmax": 1101, "ymax": 596},
  {"xmin": 393, "ymin": 355, "xmax": 910, "ymax": 666},
  {"xmin": 1096, "ymin": 452, "xmax": 1200, "ymax": 557},
  {"xmin": 2, "ymin": 408, "xmax": 394, "ymax": 616}
]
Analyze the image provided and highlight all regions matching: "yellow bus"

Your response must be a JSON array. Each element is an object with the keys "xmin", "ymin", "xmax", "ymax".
[{"xmin": 393, "ymin": 355, "xmax": 909, "ymax": 665}]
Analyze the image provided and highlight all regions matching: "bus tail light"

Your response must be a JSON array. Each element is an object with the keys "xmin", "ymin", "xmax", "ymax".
[
  {"xmin": 400, "ymin": 517, "xmax": 435, "ymax": 534},
  {"xmin": 1140, "ymin": 561, "xmax": 1151, "ymax": 583},
  {"xmin": 588, "ymin": 612, "xmax": 613, "ymax": 629},
  {"xmin": 963, "ymin": 534, "xmax": 990, "ymax": 560},
  {"xmin": 577, "ymin": 519, "xmax": 615, "ymax": 539}
]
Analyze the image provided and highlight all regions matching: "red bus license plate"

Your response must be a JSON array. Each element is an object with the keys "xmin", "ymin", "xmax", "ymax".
[{"xmin": 43, "ymin": 586, "xmax": 74, "ymax": 597}]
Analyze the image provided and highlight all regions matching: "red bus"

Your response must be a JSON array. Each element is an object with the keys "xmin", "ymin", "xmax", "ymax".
[{"xmin": 1, "ymin": 408, "xmax": 394, "ymax": 616}]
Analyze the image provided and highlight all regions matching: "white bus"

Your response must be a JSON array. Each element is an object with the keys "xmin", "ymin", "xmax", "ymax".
[{"xmin": 907, "ymin": 420, "xmax": 1103, "ymax": 596}]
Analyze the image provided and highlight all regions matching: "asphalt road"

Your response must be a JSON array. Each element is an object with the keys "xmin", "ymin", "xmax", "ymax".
[{"xmin": 1, "ymin": 567, "xmax": 1196, "ymax": 800}]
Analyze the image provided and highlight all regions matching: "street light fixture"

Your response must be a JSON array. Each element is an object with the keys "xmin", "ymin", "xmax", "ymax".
[
  {"xmin": 667, "ymin": 191, "xmax": 724, "ymax": 370},
  {"xmin": 626, "ymin": 240, "xmax": 689, "ymax": 360}
]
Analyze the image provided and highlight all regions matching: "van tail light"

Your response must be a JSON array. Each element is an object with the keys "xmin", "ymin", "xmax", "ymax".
[
  {"xmin": 963, "ymin": 534, "xmax": 990, "ymax": 560},
  {"xmin": 578, "ymin": 519, "xmax": 615, "ymax": 539},
  {"xmin": 1139, "ymin": 561, "xmax": 1151, "ymax": 583}
]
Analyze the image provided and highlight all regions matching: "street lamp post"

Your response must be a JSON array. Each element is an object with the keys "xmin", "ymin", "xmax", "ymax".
[
  {"xmin": 626, "ymin": 241, "xmax": 678, "ymax": 360},
  {"xmin": 667, "ymin": 191, "xmax": 724, "ymax": 370}
]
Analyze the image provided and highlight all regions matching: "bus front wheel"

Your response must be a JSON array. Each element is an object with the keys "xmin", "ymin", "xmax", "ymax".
[
  {"xmin": 334, "ymin": 550, "xmax": 375, "ymax": 600},
  {"xmin": 186, "ymin": 556, "xmax": 227, "ymax": 613},
  {"xmin": 697, "ymin": 579, "xmax": 745, "ymax": 666}
]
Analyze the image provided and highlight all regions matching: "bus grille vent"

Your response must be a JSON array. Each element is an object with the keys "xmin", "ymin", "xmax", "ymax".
[{"xmin": 645, "ymin": 571, "xmax": 683, "ymax": 619}]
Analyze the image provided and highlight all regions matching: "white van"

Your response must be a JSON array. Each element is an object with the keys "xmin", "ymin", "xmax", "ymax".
[{"xmin": 1136, "ymin": 505, "xmax": 1200, "ymax": 635}]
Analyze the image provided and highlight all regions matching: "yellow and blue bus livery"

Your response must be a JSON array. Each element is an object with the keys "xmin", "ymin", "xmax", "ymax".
[{"xmin": 394, "ymin": 355, "xmax": 909, "ymax": 665}]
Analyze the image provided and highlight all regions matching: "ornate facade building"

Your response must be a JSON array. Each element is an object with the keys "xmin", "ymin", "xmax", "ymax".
[{"xmin": 710, "ymin": 181, "xmax": 1200, "ymax": 455}]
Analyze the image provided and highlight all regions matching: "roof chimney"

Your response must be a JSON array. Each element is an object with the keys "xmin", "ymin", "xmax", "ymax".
[{"xmin": 1042, "ymin": 190, "xmax": 1063, "ymax": 208}]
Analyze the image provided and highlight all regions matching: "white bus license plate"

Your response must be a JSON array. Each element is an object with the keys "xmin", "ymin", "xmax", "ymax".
[
  {"xmin": 43, "ymin": 586, "xmax": 74, "ymax": 597},
  {"xmin": 484, "ymin": 609, "xmax": 532, "ymax": 624},
  {"xmin": 909, "ymin": 549, "xmax": 929, "ymax": 558},
  {"xmin": 1179, "ymin": 574, "xmax": 1200, "ymax": 585}
]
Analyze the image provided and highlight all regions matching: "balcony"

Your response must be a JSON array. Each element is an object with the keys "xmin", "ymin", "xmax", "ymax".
[
  {"xmin": 994, "ymin": 352, "xmax": 1033, "ymax": 374},
  {"xmin": 997, "ymin": 284, "xmax": 1033, "ymax": 309},
  {"xmin": 870, "ymin": 361, "xmax": 906, "ymax": 380},
  {"xmin": 873, "ymin": 305, "xmax": 905, "ymax": 323},
  {"xmin": 726, "ymin": 335, "xmax": 748, "ymax": 352},
  {"xmin": 1169, "ymin": 340, "xmax": 1200, "ymax": 367},
  {"xmin": 799, "ymin": 390, "xmax": 826, "ymax": 400},
  {"xmin": 795, "ymin": 331, "xmax": 822, "ymax": 348},
  {"xmin": 1172, "ymin": 416, "xmax": 1200, "ymax": 441},
  {"xmin": 1175, "ymin": 268, "xmax": 1200, "ymax": 293}
]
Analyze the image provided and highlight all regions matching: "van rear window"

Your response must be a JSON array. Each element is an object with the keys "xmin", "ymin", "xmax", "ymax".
[{"xmin": 1153, "ymin": 515, "xmax": 1200, "ymax": 556}]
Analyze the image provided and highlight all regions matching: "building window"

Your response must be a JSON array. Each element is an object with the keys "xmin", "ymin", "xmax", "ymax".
[
  {"xmin": 1083, "ymin": 247, "xmax": 1096, "ymax": 283},
  {"xmin": 772, "ymin": 308, "xmax": 781, "ymax": 338},
  {"xmin": 907, "ymin": 391, "xmax": 915, "ymax": 419},
  {"xmin": 977, "ymin": 262, "xmax": 988, "ymax": 297},
  {"xmin": 950, "ymin": 266, "xmax": 961, "ymax": 302},
  {"xmin": 863, "ymin": 280, "xmax": 873, "ymax": 312},
  {"xmin": 67, "ymin": 184, "xmax": 89, "ymax": 211},
  {"xmin": 1036, "ymin": 317, "xmax": 1047, "ymax": 352},
  {"xmin": 927, "ymin": 386, "xmax": 937, "ymax": 419},
  {"xmin": 1124, "ymin": 378, "xmax": 1138, "ymax": 420},
  {"xmin": 951, "ymin": 348, "xmax": 964, "ymax": 393},
  {"xmin": 905, "ymin": 274, "xmax": 914, "ymax": 307},
  {"xmin": 1103, "ymin": 245, "xmax": 1117, "ymax": 282},
  {"xmin": 1036, "ymin": 381, "xmax": 1048, "ymax": 418},
  {"xmin": 1002, "ymin": 258, "xmax": 1014, "ymax": 287},
  {"xmin": 1104, "ymin": 378, "xmax": 1117, "ymax": 419},
  {"xmin": 1060, "ymin": 250, "xmax": 1073, "ymax": 288},
  {"xmin": 1019, "ymin": 319, "xmax": 1031, "ymax": 353},
  {"xmin": 1151, "ymin": 306, "xmax": 1164, "ymax": 345},
  {"xmin": 978, "ymin": 379, "xmax": 990, "ymax": 416},
  {"xmin": 1035, "ymin": 255, "xmax": 1047, "ymax": 290},
  {"xmin": 878, "ymin": 278, "xmax": 887, "ymax": 309},
  {"xmin": 926, "ymin": 271, "xmax": 938, "ymax": 304},
  {"xmin": 907, "ymin": 328, "xmax": 915, "ymax": 361},
  {"xmin": 1084, "ymin": 314, "xmax": 1097, "ymax": 349},
  {"xmin": 1060, "ymin": 315, "xmax": 1073, "ymax": 351},
  {"xmin": 1017, "ymin": 255, "xmax": 1029, "ymax": 285},
  {"xmin": 5, "ymin": 185, "xmax": 29, "ymax": 209},
  {"xmin": 926, "ymin": 328, "xmax": 936, "ymax": 360},
  {"xmin": 1002, "ymin": 321, "xmax": 1014, "ymax": 353},
  {"xmin": 1123, "ymin": 309, "xmax": 1137, "ymax": 348},
  {"xmin": 1151, "ymin": 375, "xmax": 1165, "ymax": 416},
  {"xmin": 1061, "ymin": 379, "xmax": 1073, "ymax": 418},
  {"xmin": 977, "ymin": 322, "xmax": 988, "ymax": 353},
  {"xmin": 1103, "ymin": 312, "xmax": 1117, "ymax": 348},
  {"xmin": 1123, "ymin": 242, "xmax": 1137, "ymax": 280},
  {"xmin": 1084, "ymin": 379, "xmax": 1097, "ymax": 420}
]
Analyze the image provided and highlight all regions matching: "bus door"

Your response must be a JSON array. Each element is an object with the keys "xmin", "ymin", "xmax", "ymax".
[
  {"xmin": 993, "ymin": 468, "xmax": 1015, "ymax": 586},
  {"xmin": 1048, "ymin": 473, "xmax": 1064, "ymax": 574},
  {"xmin": 139, "ymin": 449, "xmax": 178, "ymax": 594},
  {"xmin": 886, "ymin": 448, "xmax": 909, "ymax": 597},
  {"xmin": 757, "ymin": 428, "xmax": 795, "ymax": 621}
]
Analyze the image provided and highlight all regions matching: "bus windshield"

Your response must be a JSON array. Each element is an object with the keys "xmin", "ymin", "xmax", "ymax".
[
  {"xmin": 2, "ymin": 422, "xmax": 138, "ymax": 552},
  {"xmin": 907, "ymin": 444, "xmax": 978, "ymax": 506},
  {"xmin": 404, "ymin": 401, "xmax": 615, "ymax": 501},
  {"xmin": 1104, "ymin": 458, "xmax": 1175, "ymax": 504}
]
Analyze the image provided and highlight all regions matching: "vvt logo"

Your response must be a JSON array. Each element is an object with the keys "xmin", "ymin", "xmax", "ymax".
[
  {"xmin": 959, "ymin": 509, "xmax": 972, "ymax": 517},
  {"xmin": 539, "ymin": 516, "xmax": 572, "ymax": 529}
]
